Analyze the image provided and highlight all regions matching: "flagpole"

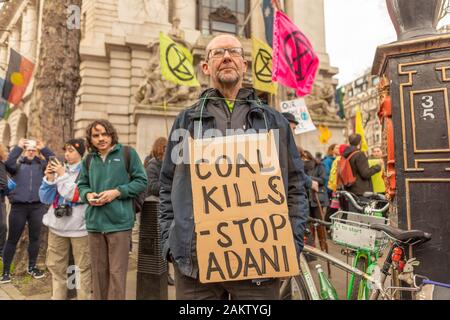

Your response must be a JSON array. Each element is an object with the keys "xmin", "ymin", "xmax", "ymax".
[
  {"xmin": 164, "ymin": 98, "xmax": 169, "ymax": 138},
  {"xmin": 238, "ymin": 0, "xmax": 263, "ymax": 37},
  {"xmin": 271, "ymin": 0, "xmax": 282, "ymax": 11}
]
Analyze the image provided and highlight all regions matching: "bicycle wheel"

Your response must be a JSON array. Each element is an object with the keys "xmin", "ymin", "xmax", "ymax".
[
  {"xmin": 280, "ymin": 276, "xmax": 311, "ymax": 300},
  {"xmin": 350, "ymin": 257, "xmax": 368, "ymax": 300}
]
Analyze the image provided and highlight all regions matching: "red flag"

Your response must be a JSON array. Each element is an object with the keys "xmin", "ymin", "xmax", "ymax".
[{"xmin": 272, "ymin": 10, "xmax": 319, "ymax": 97}]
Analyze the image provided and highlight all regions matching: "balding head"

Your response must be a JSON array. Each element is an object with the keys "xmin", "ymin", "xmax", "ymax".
[
  {"xmin": 202, "ymin": 34, "xmax": 247, "ymax": 91},
  {"xmin": 205, "ymin": 34, "xmax": 243, "ymax": 54}
]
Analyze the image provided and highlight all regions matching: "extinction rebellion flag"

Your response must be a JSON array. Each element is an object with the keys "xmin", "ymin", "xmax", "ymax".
[
  {"xmin": 159, "ymin": 32, "xmax": 199, "ymax": 87},
  {"xmin": 1, "ymin": 49, "xmax": 35, "ymax": 105},
  {"xmin": 252, "ymin": 38, "xmax": 277, "ymax": 95},
  {"xmin": 272, "ymin": 10, "xmax": 319, "ymax": 97}
]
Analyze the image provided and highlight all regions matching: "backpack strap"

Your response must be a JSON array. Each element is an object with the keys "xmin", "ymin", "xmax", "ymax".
[
  {"xmin": 347, "ymin": 151, "xmax": 358, "ymax": 161},
  {"xmin": 85, "ymin": 153, "xmax": 94, "ymax": 174},
  {"xmin": 123, "ymin": 145, "xmax": 131, "ymax": 175}
]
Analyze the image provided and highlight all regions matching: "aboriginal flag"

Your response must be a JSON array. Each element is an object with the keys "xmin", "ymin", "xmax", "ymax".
[{"xmin": 1, "ymin": 49, "xmax": 35, "ymax": 105}]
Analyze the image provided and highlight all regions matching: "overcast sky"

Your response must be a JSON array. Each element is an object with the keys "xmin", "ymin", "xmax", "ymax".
[
  {"xmin": 324, "ymin": 0, "xmax": 397, "ymax": 86},
  {"xmin": 324, "ymin": 0, "xmax": 450, "ymax": 86}
]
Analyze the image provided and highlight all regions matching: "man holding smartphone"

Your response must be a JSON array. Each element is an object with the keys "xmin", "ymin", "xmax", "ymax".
[
  {"xmin": 77, "ymin": 120, "xmax": 147, "ymax": 300},
  {"xmin": 1, "ymin": 138, "xmax": 55, "ymax": 283}
]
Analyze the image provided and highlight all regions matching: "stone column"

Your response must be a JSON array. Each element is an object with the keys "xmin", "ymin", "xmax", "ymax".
[
  {"xmin": 0, "ymin": 44, "xmax": 7, "ymax": 71},
  {"xmin": 8, "ymin": 27, "xmax": 20, "ymax": 53},
  {"xmin": 20, "ymin": 3, "xmax": 38, "ymax": 60},
  {"xmin": 172, "ymin": 0, "xmax": 196, "ymax": 30},
  {"xmin": 251, "ymin": 0, "xmax": 266, "ymax": 42},
  {"xmin": 285, "ymin": 0, "xmax": 326, "ymax": 55}
]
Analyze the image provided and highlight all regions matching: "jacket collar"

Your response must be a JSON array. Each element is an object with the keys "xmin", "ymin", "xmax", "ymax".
[
  {"xmin": 191, "ymin": 87, "xmax": 265, "ymax": 120},
  {"xmin": 19, "ymin": 156, "xmax": 41, "ymax": 164},
  {"xmin": 343, "ymin": 145, "xmax": 359, "ymax": 158},
  {"xmin": 93, "ymin": 144, "xmax": 121, "ymax": 158},
  {"xmin": 67, "ymin": 162, "xmax": 82, "ymax": 173}
]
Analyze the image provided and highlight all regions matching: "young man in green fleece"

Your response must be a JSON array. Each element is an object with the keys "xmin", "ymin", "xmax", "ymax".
[{"xmin": 77, "ymin": 120, "xmax": 147, "ymax": 300}]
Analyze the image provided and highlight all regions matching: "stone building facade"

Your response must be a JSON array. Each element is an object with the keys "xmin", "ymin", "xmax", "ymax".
[
  {"xmin": 0, "ymin": 0, "xmax": 342, "ymax": 158},
  {"xmin": 0, "ymin": 0, "xmax": 40, "ymax": 148},
  {"xmin": 341, "ymin": 69, "xmax": 382, "ymax": 152}
]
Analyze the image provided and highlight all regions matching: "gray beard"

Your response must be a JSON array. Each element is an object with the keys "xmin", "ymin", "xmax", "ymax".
[{"xmin": 218, "ymin": 74, "xmax": 240, "ymax": 86}]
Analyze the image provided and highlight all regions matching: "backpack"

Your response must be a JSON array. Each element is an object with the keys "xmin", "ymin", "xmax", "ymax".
[
  {"xmin": 85, "ymin": 146, "xmax": 146, "ymax": 213},
  {"xmin": 336, "ymin": 151, "xmax": 358, "ymax": 188}
]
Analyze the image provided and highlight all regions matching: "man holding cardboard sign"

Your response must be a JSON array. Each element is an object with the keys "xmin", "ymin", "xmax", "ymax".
[{"xmin": 159, "ymin": 35, "xmax": 309, "ymax": 300}]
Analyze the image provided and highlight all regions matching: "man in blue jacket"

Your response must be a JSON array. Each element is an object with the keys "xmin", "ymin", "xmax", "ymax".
[
  {"xmin": 159, "ymin": 35, "xmax": 309, "ymax": 300},
  {"xmin": 0, "ymin": 138, "xmax": 54, "ymax": 283}
]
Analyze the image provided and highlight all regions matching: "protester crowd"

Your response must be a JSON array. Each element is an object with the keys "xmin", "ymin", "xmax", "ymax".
[{"xmin": 0, "ymin": 34, "xmax": 386, "ymax": 300}]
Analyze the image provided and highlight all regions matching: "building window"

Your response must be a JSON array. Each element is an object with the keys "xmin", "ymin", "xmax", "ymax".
[
  {"xmin": 197, "ymin": 0, "xmax": 250, "ymax": 37},
  {"xmin": 372, "ymin": 76, "xmax": 380, "ymax": 86},
  {"xmin": 355, "ymin": 77, "xmax": 364, "ymax": 86}
]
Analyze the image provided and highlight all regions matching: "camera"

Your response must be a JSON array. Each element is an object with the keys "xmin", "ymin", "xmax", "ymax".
[{"xmin": 54, "ymin": 204, "xmax": 72, "ymax": 218}]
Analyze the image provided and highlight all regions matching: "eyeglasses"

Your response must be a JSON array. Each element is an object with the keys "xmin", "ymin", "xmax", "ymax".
[{"xmin": 207, "ymin": 47, "xmax": 244, "ymax": 61}]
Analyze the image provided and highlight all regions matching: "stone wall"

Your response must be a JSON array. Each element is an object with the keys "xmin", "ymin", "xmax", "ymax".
[{"xmin": 0, "ymin": 0, "xmax": 342, "ymax": 157}]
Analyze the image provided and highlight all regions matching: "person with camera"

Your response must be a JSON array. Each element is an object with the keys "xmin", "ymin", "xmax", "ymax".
[
  {"xmin": 38, "ymin": 139, "xmax": 91, "ymax": 300},
  {"xmin": 0, "ymin": 138, "xmax": 55, "ymax": 284}
]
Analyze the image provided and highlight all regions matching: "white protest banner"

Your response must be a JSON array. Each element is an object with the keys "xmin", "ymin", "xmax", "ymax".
[
  {"xmin": 280, "ymin": 98, "xmax": 316, "ymax": 135},
  {"xmin": 189, "ymin": 132, "xmax": 300, "ymax": 283}
]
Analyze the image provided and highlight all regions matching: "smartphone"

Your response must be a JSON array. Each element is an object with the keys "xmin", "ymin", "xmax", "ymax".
[
  {"xmin": 48, "ymin": 156, "xmax": 59, "ymax": 165},
  {"xmin": 89, "ymin": 195, "xmax": 100, "ymax": 203},
  {"xmin": 26, "ymin": 140, "xmax": 37, "ymax": 149}
]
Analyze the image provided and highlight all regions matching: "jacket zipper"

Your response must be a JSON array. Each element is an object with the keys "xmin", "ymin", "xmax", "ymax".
[
  {"xmin": 29, "ymin": 167, "xmax": 33, "ymax": 201},
  {"xmin": 224, "ymin": 100, "xmax": 232, "ymax": 130}
]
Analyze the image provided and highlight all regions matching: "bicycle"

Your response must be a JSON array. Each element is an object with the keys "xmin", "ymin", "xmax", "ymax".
[
  {"xmin": 334, "ymin": 190, "xmax": 390, "ymax": 300},
  {"xmin": 280, "ymin": 217, "xmax": 438, "ymax": 300}
]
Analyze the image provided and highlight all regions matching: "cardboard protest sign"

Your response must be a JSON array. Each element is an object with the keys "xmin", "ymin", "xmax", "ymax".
[
  {"xmin": 280, "ymin": 98, "xmax": 316, "ymax": 135},
  {"xmin": 189, "ymin": 132, "xmax": 299, "ymax": 283}
]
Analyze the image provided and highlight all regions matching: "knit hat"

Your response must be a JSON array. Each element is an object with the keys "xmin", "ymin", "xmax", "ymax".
[
  {"xmin": 63, "ymin": 139, "xmax": 86, "ymax": 157},
  {"xmin": 339, "ymin": 144, "xmax": 348, "ymax": 156},
  {"xmin": 282, "ymin": 112, "xmax": 299, "ymax": 125}
]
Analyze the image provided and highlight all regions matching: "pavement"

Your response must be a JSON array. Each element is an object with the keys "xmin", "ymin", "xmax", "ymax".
[
  {"xmin": 0, "ymin": 244, "xmax": 350, "ymax": 300},
  {"xmin": 0, "ymin": 227, "xmax": 358, "ymax": 300},
  {"xmin": 0, "ymin": 223, "xmax": 176, "ymax": 300}
]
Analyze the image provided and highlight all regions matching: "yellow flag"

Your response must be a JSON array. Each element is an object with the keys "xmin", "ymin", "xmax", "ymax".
[
  {"xmin": 355, "ymin": 106, "xmax": 368, "ymax": 152},
  {"xmin": 252, "ymin": 38, "xmax": 277, "ymax": 95},
  {"xmin": 160, "ymin": 32, "xmax": 199, "ymax": 87},
  {"xmin": 318, "ymin": 125, "xmax": 332, "ymax": 144}
]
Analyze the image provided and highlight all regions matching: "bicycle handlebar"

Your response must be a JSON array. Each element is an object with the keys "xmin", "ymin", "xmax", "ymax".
[
  {"xmin": 307, "ymin": 217, "xmax": 332, "ymax": 227},
  {"xmin": 337, "ymin": 190, "xmax": 364, "ymax": 211},
  {"xmin": 377, "ymin": 202, "xmax": 390, "ymax": 213},
  {"xmin": 337, "ymin": 190, "xmax": 389, "ymax": 214}
]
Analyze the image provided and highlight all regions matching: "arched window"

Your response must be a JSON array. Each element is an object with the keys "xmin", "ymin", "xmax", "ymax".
[{"xmin": 197, "ymin": 0, "xmax": 250, "ymax": 37}]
